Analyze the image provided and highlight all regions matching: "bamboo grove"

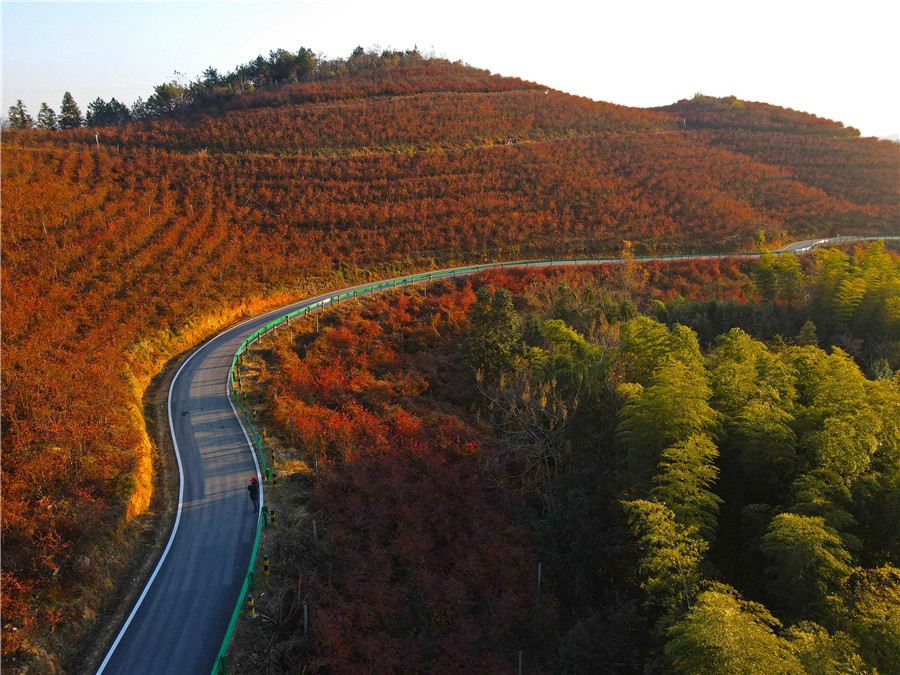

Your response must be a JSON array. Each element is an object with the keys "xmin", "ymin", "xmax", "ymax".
[{"xmin": 243, "ymin": 248, "xmax": 898, "ymax": 672}]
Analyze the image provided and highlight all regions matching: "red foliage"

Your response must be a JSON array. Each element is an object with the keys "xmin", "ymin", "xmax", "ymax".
[
  {"xmin": 262, "ymin": 288, "xmax": 536, "ymax": 670},
  {"xmin": 1, "ymin": 60, "xmax": 896, "ymax": 659},
  {"xmin": 260, "ymin": 260, "xmax": 766, "ymax": 668}
]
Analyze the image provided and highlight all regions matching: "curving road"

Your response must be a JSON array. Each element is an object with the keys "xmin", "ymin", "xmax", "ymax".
[{"xmin": 97, "ymin": 236, "xmax": 897, "ymax": 674}]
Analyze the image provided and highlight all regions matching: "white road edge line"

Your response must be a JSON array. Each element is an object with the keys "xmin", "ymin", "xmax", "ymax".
[
  {"xmin": 226, "ymin": 372, "xmax": 265, "ymax": 514},
  {"xmin": 96, "ymin": 310, "xmax": 270, "ymax": 674},
  {"xmin": 95, "ymin": 344, "xmax": 192, "ymax": 674}
]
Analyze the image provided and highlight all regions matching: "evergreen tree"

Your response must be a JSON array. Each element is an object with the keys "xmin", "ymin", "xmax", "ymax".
[
  {"xmin": 708, "ymin": 329, "xmax": 797, "ymax": 417},
  {"xmin": 107, "ymin": 98, "xmax": 132, "ymax": 125},
  {"xmin": 618, "ymin": 357, "xmax": 718, "ymax": 488},
  {"xmin": 752, "ymin": 252, "xmax": 805, "ymax": 304},
  {"xmin": 785, "ymin": 622, "xmax": 868, "ymax": 675},
  {"xmin": 666, "ymin": 585, "xmax": 805, "ymax": 674},
  {"xmin": 466, "ymin": 287, "xmax": 523, "ymax": 381},
  {"xmin": 622, "ymin": 499, "xmax": 707, "ymax": 619},
  {"xmin": 619, "ymin": 316, "xmax": 704, "ymax": 385},
  {"xmin": 652, "ymin": 434, "xmax": 723, "ymax": 540},
  {"xmin": 36, "ymin": 102, "xmax": 58, "ymax": 130},
  {"xmin": 130, "ymin": 97, "xmax": 148, "ymax": 121},
  {"xmin": 85, "ymin": 97, "xmax": 131, "ymax": 126},
  {"xmin": 855, "ymin": 375, "xmax": 900, "ymax": 560},
  {"xmin": 828, "ymin": 565, "xmax": 900, "ymax": 673},
  {"xmin": 7, "ymin": 100, "xmax": 33, "ymax": 129},
  {"xmin": 708, "ymin": 329, "xmax": 798, "ymax": 502},
  {"xmin": 761, "ymin": 513, "xmax": 851, "ymax": 621},
  {"xmin": 796, "ymin": 320, "xmax": 819, "ymax": 346},
  {"xmin": 86, "ymin": 97, "xmax": 109, "ymax": 126},
  {"xmin": 58, "ymin": 91, "xmax": 83, "ymax": 129},
  {"xmin": 783, "ymin": 347, "xmax": 883, "ymax": 545}
]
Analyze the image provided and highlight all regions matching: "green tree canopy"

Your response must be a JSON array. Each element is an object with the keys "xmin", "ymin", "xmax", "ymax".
[
  {"xmin": 7, "ymin": 100, "xmax": 33, "ymax": 129},
  {"xmin": 665, "ymin": 585, "xmax": 804, "ymax": 675},
  {"xmin": 752, "ymin": 251, "xmax": 805, "ymax": 304},
  {"xmin": 785, "ymin": 622, "xmax": 868, "ymax": 675},
  {"xmin": 761, "ymin": 512, "xmax": 852, "ymax": 621},
  {"xmin": 619, "ymin": 316, "xmax": 704, "ymax": 385},
  {"xmin": 828, "ymin": 565, "xmax": 900, "ymax": 673},
  {"xmin": 58, "ymin": 91, "xmax": 82, "ymax": 129},
  {"xmin": 85, "ymin": 97, "xmax": 131, "ymax": 126},
  {"xmin": 618, "ymin": 356, "xmax": 718, "ymax": 487},
  {"xmin": 855, "ymin": 375, "xmax": 900, "ymax": 560},
  {"xmin": 810, "ymin": 243, "xmax": 900, "ymax": 348},
  {"xmin": 652, "ymin": 434, "xmax": 722, "ymax": 540},
  {"xmin": 534, "ymin": 318, "xmax": 606, "ymax": 403},
  {"xmin": 783, "ymin": 347, "xmax": 884, "ymax": 543},
  {"xmin": 621, "ymin": 499, "xmax": 707, "ymax": 620},
  {"xmin": 36, "ymin": 102, "xmax": 57, "ymax": 130},
  {"xmin": 466, "ymin": 287, "xmax": 524, "ymax": 381},
  {"xmin": 708, "ymin": 328, "xmax": 797, "ymax": 417}
]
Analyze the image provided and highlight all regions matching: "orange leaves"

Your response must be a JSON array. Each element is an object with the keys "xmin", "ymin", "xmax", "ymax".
[
  {"xmin": 2, "ymin": 60, "xmax": 897, "ymax": 662},
  {"xmin": 256, "ymin": 282, "xmax": 536, "ymax": 668}
]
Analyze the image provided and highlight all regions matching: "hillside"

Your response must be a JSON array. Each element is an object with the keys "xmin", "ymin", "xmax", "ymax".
[
  {"xmin": 1, "ymin": 50, "xmax": 898, "ymax": 670},
  {"xmin": 234, "ymin": 245, "xmax": 899, "ymax": 672}
]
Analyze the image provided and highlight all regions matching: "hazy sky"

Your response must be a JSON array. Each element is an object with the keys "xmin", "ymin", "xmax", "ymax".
[{"xmin": 3, "ymin": 0, "xmax": 898, "ymax": 137}]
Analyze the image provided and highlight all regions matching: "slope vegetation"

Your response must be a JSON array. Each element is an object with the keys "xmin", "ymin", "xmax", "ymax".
[{"xmin": 1, "ymin": 52, "xmax": 897, "ymax": 669}]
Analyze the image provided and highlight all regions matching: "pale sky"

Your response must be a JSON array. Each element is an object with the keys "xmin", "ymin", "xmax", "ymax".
[{"xmin": 2, "ymin": 0, "xmax": 898, "ymax": 138}]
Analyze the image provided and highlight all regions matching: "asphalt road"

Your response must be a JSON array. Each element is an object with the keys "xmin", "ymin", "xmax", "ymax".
[{"xmin": 97, "ymin": 235, "xmax": 897, "ymax": 674}]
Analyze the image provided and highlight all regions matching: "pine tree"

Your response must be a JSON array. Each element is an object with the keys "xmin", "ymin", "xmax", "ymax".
[
  {"xmin": 466, "ymin": 287, "xmax": 523, "ymax": 381},
  {"xmin": 36, "ymin": 103, "xmax": 58, "ymax": 130},
  {"xmin": 58, "ymin": 91, "xmax": 83, "ymax": 129},
  {"xmin": 86, "ymin": 97, "xmax": 110, "ymax": 126},
  {"xmin": 7, "ymin": 100, "xmax": 33, "ymax": 129}
]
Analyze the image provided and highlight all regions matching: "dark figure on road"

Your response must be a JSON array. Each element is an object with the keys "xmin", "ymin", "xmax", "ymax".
[{"xmin": 248, "ymin": 476, "xmax": 259, "ymax": 511}]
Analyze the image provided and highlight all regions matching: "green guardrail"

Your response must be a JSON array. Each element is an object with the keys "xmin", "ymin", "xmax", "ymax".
[
  {"xmin": 209, "ymin": 236, "xmax": 898, "ymax": 673},
  {"xmin": 211, "ymin": 502, "xmax": 264, "ymax": 675}
]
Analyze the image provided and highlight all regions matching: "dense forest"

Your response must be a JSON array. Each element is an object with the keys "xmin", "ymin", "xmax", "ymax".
[
  {"xmin": 1, "ymin": 47, "xmax": 897, "ymax": 670},
  {"xmin": 238, "ymin": 243, "xmax": 899, "ymax": 672}
]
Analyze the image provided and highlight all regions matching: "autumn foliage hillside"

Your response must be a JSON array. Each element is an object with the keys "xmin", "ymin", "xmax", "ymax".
[
  {"xmin": 242, "ymin": 246, "xmax": 899, "ymax": 672},
  {"xmin": 1, "ymin": 52, "xmax": 898, "ymax": 669}
]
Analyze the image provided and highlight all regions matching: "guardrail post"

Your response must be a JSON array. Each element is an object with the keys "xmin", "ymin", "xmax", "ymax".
[
  {"xmin": 263, "ymin": 555, "xmax": 270, "ymax": 577},
  {"xmin": 270, "ymin": 508, "xmax": 277, "ymax": 527},
  {"xmin": 246, "ymin": 593, "xmax": 256, "ymax": 618},
  {"xmin": 261, "ymin": 505, "xmax": 268, "ymax": 529}
]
